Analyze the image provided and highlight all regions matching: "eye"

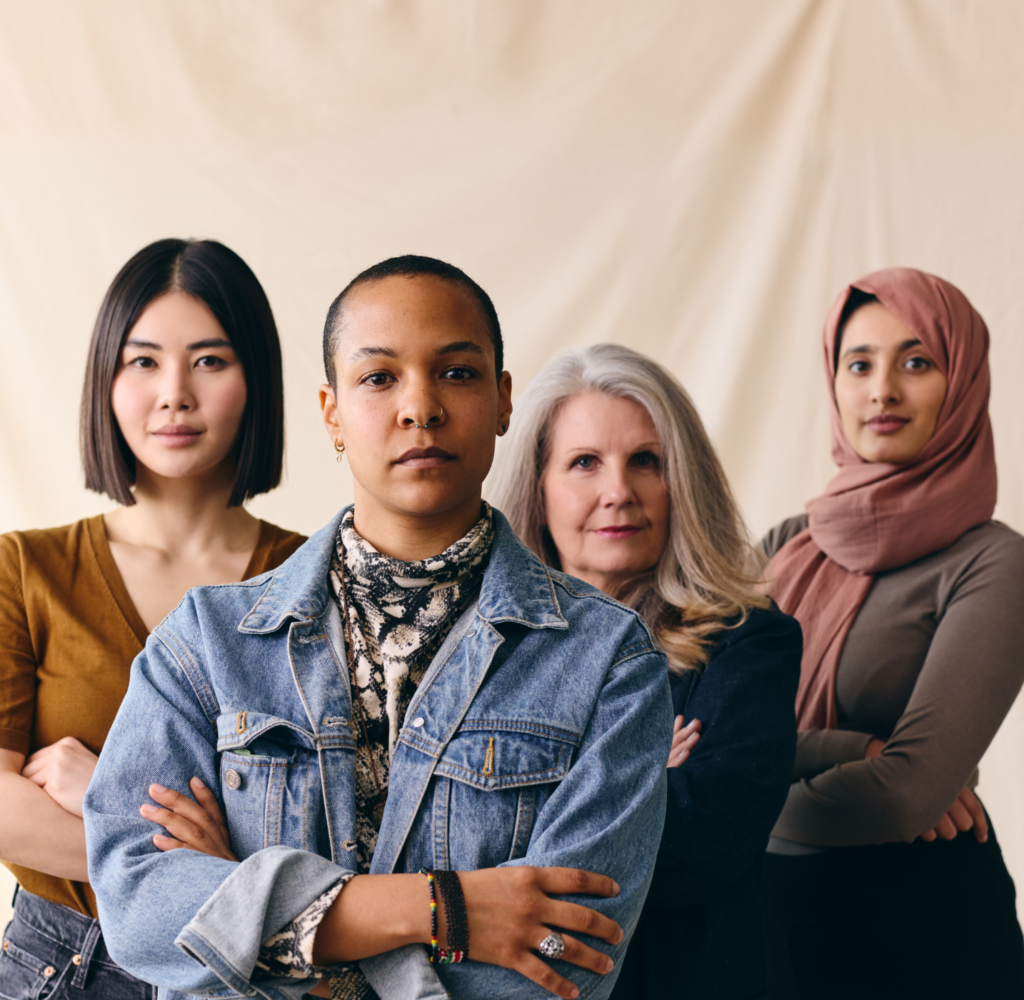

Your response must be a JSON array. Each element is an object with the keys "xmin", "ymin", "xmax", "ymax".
[
  {"xmin": 195, "ymin": 355, "xmax": 228, "ymax": 369},
  {"xmin": 570, "ymin": 455, "xmax": 597, "ymax": 470},
  {"xmin": 904, "ymin": 356, "xmax": 933, "ymax": 372},
  {"xmin": 847, "ymin": 360, "xmax": 870, "ymax": 375},
  {"xmin": 632, "ymin": 451, "xmax": 660, "ymax": 469},
  {"xmin": 441, "ymin": 366, "xmax": 477, "ymax": 381},
  {"xmin": 126, "ymin": 355, "xmax": 156, "ymax": 369},
  {"xmin": 360, "ymin": 371, "xmax": 395, "ymax": 387}
]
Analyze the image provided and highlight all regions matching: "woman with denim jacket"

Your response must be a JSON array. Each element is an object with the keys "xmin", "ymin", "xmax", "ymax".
[
  {"xmin": 84, "ymin": 256, "xmax": 673, "ymax": 1000},
  {"xmin": 0, "ymin": 239, "xmax": 304, "ymax": 999},
  {"xmin": 488, "ymin": 343, "xmax": 802, "ymax": 1000}
]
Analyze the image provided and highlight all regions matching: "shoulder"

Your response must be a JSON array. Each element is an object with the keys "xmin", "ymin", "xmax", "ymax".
[
  {"xmin": 709, "ymin": 602, "xmax": 802, "ymax": 657},
  {"xmin": 760, "ymin": 514, "xmax": 809, "ymax": 559},
  {"xmin": 0, "ymin": 518, "xmax": 93, "ymax": 579},
  {"xmin": 546, "ymin": 568, "xmax": 661, "ymax": 662},
  {"xmin": 255, "ymin": 521, "xmax": 308, "ymax": 574}
]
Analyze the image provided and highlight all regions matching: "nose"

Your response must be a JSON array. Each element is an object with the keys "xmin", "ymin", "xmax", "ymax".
[
  {"xmin": 601, "ymin": 463, "xmax": 638, "ymax": 508},
  {"xmin": 869, "ymin": 364, "xmax": 901, "ymax": 405},
  {"xmin": 397, "ymin": 381, "xmax": 446, "ymax": 430},
  {"xmin": 158, "ymin": 361, "xmax": 196, "ymax": 412}
]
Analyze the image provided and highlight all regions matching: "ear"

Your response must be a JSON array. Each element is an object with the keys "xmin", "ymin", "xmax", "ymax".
[
  {"xmin": 319, "ymin": 383, "xmax": 342, "ymax": 448},
  {"xmin": 497, "ymin": 370, "xmax": 513, "ymax": 435}
]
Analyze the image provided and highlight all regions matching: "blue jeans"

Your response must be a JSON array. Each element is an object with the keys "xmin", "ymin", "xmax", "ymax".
[{"xmin": 0, "ymin": 889, "xmax": 153, "ymax": 1000}]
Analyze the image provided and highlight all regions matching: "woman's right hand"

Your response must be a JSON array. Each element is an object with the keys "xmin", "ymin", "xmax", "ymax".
[
  {"xmin": 919, "ymin": 786, "xmax": 989, "ymax": 844},
  {"xmin": 668, "ymin": 714, "xmax": 701, "ymax": 768},
  {"xmin": 139, "ymin": 777, "xmax": 238, "ymax": 861},
  {"xmin": 455, "ymin": 866, "xmax": 622, "ymax": 999}
]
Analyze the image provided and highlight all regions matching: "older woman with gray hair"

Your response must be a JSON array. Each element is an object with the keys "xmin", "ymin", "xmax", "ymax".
[{"xmin": 488, "ymin": 344, "xmax": 801, "ymax": 1000}]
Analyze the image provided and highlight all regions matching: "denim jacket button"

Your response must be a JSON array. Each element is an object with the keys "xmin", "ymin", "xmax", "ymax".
[
  {"xmin": 342, "ymin": 839, "xmax": 357, "ymax": 852},
  {"xmin": 72, "ymin": 954, "xmax": 82, "ymax": 966},
  {"xmin": 43, "ymin": 967, "xmax": 55, "ymax": 977},
  {"xmin": 224, "ymin": 769, "xmax": 242, "ymax": 790},
  {"xmin": 412, "ymin": 717, "xmax": 425, "ymax": 728}
]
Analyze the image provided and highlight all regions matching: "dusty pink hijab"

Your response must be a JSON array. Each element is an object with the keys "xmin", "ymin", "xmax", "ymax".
[{"xmin": 768, "ymin": 268, "xmax": 996, "ymax": 729}]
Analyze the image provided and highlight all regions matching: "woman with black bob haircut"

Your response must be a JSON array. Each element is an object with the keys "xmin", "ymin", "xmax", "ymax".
[{"xmin": 0, "ymin": 238, "xmax": 304, "ymax": 999}]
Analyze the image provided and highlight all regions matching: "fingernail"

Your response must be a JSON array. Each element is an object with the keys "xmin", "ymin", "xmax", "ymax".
[
  {"xmin": 603, "ymin": 957, "xmax": 614, "ymax": 973},
  {"xmin": 150, "ymin": 784, "xmax": 166, "ymax": 794},
  {"xmin": 191, "ymin": 777, "xmax": 205, "ymax": 788},
  {"xmin": 140, "ymin": 804, "xmax": 155, "ymax": 815},
  {"xmin": 612, "ymin": 881, "xmax": 620, "ymax": 895},
  {"xmin": 568, "ymin": 990, "xmax": 579, "ymax": 999}
]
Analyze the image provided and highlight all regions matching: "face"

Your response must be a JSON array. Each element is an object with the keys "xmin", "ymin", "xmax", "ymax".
[
  {"xmin": 110, "ymin": 291, "xmax": 248, "ymax": 485},
  {"xmin": 542, "ymin": 392, "xmax": 670, "ymax": 597},
  {"xmin": 320, "ymin": 275, "xmax": 513, "ymax": 529},
  {"xmin": 834, "ymin": 302, "xmax": 948, "ymax": 464}
]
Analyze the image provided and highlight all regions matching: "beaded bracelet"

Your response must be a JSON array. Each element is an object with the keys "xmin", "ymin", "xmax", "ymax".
[
  {"xmin": 422, "ymin": 870, "xmax": 439, "ymax": 964},
  {"xmin": 419, "ymin": 869, "xmax": 467, "ymax": 964}
]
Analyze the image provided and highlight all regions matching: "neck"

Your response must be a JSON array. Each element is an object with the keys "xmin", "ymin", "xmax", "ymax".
[
  {"xmin": 351, "ymin": 489, "xmax": 483, "ymax": 562},
  {"xmin": 104, "ymin": 461, "xmax": 259, "ymax": 557}
]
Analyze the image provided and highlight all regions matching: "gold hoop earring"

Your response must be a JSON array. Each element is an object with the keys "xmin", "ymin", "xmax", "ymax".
[{"xmin": 334, "ymin": 440, "xmax": 346, "ymax": 463}]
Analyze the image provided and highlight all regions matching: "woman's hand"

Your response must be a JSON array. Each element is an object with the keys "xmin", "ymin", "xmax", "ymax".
[
  {"xmin": 920, "ymin": 786, "xmax": 989, "ymax": 844},
  {"xmin": 140, "ymin": 777, "xmax": 237, "ymax": 861},
  {"xmin": 21, "ymin": 736, "xmax": 98, "ymax": 818},
  {"xmin": 313, "ymin": 867, "xmax": 623, "ymax": 999},
  {"xmin": 455, "ymin": 866, "xmax": 622, "ymax": 998},
  {"xmin": 668, "ymin": 715, "xmax": 701, "ymax": 768}
]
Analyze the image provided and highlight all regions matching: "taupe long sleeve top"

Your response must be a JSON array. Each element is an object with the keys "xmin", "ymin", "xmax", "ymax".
[{"xmin": 763, "ymin": 516, "xmax": 1024, "ymax": 849}]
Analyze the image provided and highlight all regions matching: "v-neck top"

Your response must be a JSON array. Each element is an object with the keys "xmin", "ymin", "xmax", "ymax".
[{"xmin": 0, "ymin": 514, "xmax": 306, "ymax": 916}]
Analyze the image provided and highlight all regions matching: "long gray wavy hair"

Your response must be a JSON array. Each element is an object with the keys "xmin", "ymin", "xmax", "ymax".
[{"xmin": 486, "ymin": 343, "xmax": 767, "ymax": 672}]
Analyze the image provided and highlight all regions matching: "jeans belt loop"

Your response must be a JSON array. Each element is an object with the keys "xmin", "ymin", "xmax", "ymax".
[{"xmin": 71, "ymin": 919, "xmax": 103, "ymax": 988}]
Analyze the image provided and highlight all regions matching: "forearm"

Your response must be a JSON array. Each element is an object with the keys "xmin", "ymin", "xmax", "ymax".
[
  {"xmin": 0, "ymin": 766, "xmax": 88, "ymax": 880},
  {"xmin": 793, "ymin": 728, "xmax": 874, "ymax": 780},
  {"xmin": 312, "ymin": 874, "xmax": 433, "ymax": 965}
]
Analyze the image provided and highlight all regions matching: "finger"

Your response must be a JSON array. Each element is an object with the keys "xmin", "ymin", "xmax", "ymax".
[
  {"xmin": 959, "ymin": 788, "xmax": 989, "ymax": 843},
  {"xmin": 667, "ymin": 748, "xmax": 689, "ymax": 768},
  {"xmin": 920, "ymin": 829, "xmax": 937, "ymax": 842},
  {"xmin": 189, "ymin": 778, "xmax": 230, "ymax": 836},
  {"xmin": 935, "ymin": 815, "xmax": 958, "ymax": 841},
  {"xmin": 535, "ymin": 868, "xmax": 620, "ymax": 900},
  {"xmin": 22, "ymin": 746, "xmax": 53, "ymax": 769},
  {"xmin": 946, "ymin": 801, "xmax": 974, "ymax": 833},
  {"xmin": 516, "ymin": 951, "xmax": 581, "ymax": 999},
  {"xmin": 673, "ymin": 715, "xmax": 684, "ymax": 735},
  {"xmin": 140, "ymin": 803, "xmax": 214, "ymax": 848},
  {"xmin": 20, "ymin": 758, "xmax": 48, "ymax": 782},
  {"xmin": 545, "ymin": 899, "xmax": 624, "ymax": 946},
  {"xmin": 152, "ymin": 833, "xmax": 188, "ymax": 852},
  {"xmin": 549, "ymin": 931, "xmax": 614, "ymax": 975},
  {"xmin": 149, "ymin": 784, "xmax": 219, "ymax": 831},
  {"xmin": 679, "ymin": 732, "xmax": 701, "ymax": 751}
]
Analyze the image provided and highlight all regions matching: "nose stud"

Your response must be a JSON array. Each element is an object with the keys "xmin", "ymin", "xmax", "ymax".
[{"xmin": 414, "ymin": 406, "xmax": 445, "ymax": 429}]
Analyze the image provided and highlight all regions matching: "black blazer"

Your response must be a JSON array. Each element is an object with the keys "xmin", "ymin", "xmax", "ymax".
[{"xmin": 611, "ymin": 604, "xmax": 801, "ymax": 1000}]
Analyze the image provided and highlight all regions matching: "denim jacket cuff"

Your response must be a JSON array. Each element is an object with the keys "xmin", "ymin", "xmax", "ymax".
[{"xmin": 173, "ymin": 846, "xmax": 353, "ymax": 998}]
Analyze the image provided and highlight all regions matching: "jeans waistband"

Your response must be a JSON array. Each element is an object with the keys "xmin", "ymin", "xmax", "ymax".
[{"xmin": 11, "ymin": 889, "xmax": 104, "ymax": 989}]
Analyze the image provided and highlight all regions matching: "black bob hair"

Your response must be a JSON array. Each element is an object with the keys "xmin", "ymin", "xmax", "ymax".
[
  {"xmin": 80, "ymin": 238, "xmax": 284, "ymax": 507},
  {"xmin": 322, "ymin": 254, "xmax": 503, "ymax": 388}
]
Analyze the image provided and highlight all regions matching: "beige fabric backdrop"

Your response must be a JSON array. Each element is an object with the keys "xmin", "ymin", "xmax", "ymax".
[{"xmin": 2, "ymin": 0, "xmax": 1024, "ymax": 931}]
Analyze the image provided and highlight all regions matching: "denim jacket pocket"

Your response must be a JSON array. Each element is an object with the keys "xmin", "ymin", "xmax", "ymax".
[
  {"xmin": 427, "ymin": 721, "xmax": 581, "ymax": 870},
  {"xmin": 216, "ymin": 713, "xmax": 326, "ymax": 860}
]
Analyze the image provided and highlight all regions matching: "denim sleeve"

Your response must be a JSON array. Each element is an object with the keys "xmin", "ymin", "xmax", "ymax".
[{"xmin": 84, "ymin": 630, "xmax": 353, "ymax": 1000}]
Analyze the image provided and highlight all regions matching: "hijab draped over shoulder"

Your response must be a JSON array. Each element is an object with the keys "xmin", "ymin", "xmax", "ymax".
[{"xmin": 767, "ymin": 267, "xmax": 997, "ymax": 729}]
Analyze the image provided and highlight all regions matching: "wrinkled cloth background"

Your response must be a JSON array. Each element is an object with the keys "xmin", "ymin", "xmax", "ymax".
[{"xmin": 3, "ymin": 0, "xmax": 1024, "ymax": 927}]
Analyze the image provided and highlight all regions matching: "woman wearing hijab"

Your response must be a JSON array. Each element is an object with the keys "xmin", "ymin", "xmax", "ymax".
[{"xmin": 760, "ymin": 268, "xmax": 1024, "ymax": 999}]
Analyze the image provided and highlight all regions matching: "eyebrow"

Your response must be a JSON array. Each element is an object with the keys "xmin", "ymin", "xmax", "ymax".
[
  {"xmin": 842, "ymin": 337, "xmax": 921, "ymax": 358},
  {"xmin": 347, "ymin": 341, "xmax": 486, "ymax": 362},
  {"xmin": 123, "ymin": 337, "xmax": 233, "ymax": 351}
]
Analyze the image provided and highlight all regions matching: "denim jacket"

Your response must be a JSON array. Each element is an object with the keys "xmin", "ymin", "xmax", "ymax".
[{"xmin": 84, "ymin": 508, "xmax": 672, "ymax": 1000}]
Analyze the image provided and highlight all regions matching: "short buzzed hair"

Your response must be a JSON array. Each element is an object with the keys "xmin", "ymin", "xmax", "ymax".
[{"xmin": 322, "ymin": 255, "xmax": 504, "ymax": 388}]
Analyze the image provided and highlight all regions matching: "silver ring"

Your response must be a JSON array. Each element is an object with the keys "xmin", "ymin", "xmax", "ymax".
[{"xmin": 538, "ymin": 930, "xmax": 565, "ymax": 960}]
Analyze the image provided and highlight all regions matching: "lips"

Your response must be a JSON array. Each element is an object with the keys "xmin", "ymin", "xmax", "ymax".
[
  {"xmin": 594, "ymin": 525, "xmax": 641, "ymax": 538},
  {"xmin": 865, "ymin": 415, "xmax": 911, "ymax": 434},
  {"xmin": 394, "ymin": 446, "xmax": 456, "ymax": 468},
  {"xmin": 152, "ymin": 424, "xmax": 202, "ymax": 446}
]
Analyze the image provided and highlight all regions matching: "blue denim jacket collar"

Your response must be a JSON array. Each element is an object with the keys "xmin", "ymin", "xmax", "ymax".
[{"xmin": 237, "ymin": 505, "xmax": 569, "ymax": 635}]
